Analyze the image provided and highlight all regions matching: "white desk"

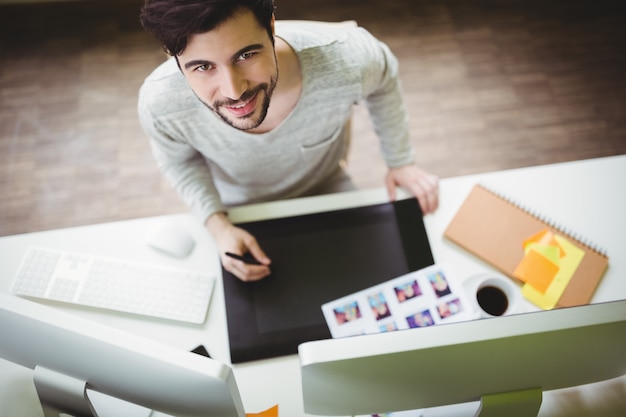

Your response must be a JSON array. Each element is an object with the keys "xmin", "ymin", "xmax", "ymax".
[{"xmin": 1, "ymin": 155, "xmax": 625, "ymax": 417}]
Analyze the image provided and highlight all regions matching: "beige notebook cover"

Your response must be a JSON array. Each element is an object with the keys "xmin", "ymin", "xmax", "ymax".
[{"xmin": 444, "ymin": 184, "xmax": 609, "ymax": 308}]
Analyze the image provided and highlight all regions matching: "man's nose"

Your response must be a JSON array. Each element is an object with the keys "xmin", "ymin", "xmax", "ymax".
[{"xmin": 219, "ymin": 67, "xmax": 247, "ymax": 100}]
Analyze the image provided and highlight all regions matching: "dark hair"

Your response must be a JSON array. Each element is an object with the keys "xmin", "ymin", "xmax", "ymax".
[{"xmin": 140, "ymin": 0, "xmax": 276, "ymax": 56}]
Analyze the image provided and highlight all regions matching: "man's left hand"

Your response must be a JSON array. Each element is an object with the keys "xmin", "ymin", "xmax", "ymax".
[{"xmin": 385, "ymin": 164, "xmax": 439, "ymax": 215}]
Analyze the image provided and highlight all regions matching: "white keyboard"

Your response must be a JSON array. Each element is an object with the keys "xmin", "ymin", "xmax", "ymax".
[{"xmin": 11, "ymin": 247, "xmax": 215, "ymax": 324}]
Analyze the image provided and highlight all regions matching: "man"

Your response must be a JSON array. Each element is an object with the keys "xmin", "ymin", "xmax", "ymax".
[{"xmin": 138, "ymin": 0, "xmax": 438, "ymax": 282}]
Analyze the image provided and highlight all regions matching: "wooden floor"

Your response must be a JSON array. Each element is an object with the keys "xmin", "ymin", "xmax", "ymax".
[{"xmin": 1, "ymin": 0, "xmax": 625, "ymax": 236}]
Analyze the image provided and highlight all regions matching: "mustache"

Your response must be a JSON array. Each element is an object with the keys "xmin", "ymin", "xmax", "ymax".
[{"xmin": 214, "ymin": 83, "xmax": 268, "ymax": 108}]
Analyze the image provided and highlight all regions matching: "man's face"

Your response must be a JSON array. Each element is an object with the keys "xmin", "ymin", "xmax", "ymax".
[{"xmin": 178, "ymin": 10, "xmax": 277, "ymax": 131}]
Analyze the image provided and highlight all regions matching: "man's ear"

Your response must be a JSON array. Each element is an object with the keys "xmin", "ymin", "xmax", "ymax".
[{"xmin": 271, "ymin": 13, "xmax": 275, "ymax": 37}]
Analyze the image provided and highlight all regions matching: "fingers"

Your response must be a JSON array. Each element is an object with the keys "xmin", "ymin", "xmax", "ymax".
[
  {"xmin": 411, "ymin": 174, "xmax": 439, "ymax": 215},
  {"xmin": 386, "ymin": 166, "xmax": 440, "ymax": 215},
  {"xmin": 222, "ymin": 238, "xmax": 271, "ymax": 282},
  {"xmin": 223, "ymin": 254, "xmax": 271, "ymax": 282},
  {"xmin": 246, "ymin": 241, "xmax": 271, "ymax": 266},
  {"xmin": 209, "ymin": 217, "xmax": 273, "ymax": 282}
]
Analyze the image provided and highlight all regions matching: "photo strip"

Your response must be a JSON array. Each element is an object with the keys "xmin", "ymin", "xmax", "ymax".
[{"xmin": 322, "ymin": 264, "xmax": 475, "ymax": 338}]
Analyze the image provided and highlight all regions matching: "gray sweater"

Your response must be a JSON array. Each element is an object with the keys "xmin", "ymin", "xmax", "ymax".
[{"xmin": 138, "ymin": 21, "xmax": 414, "ymax": 224}]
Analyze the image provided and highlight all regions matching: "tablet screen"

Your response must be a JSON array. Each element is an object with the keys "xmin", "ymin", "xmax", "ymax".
[{"xmin": 223, "ymin": 198, "xmax": 434, "ymax": 363}]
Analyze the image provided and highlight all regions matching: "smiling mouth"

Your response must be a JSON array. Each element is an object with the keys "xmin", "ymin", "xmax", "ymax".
[{"xmin": 223, "ymin": 92, "xmax": 259, "ymax": 118}]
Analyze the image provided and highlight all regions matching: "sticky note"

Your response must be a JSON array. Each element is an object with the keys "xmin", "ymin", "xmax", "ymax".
[
  {"xmin": 523, "ymin": 235, "xmax": 585, "ymax": 309},
  {"xmin": 246, "ymin": 405, "xmax": 279, "ymax": 417},
  {"xmin": 523, "ymin": 229, "xmax": 565, "ymax": 258},
  {"xmin": 514, "ymin": 247, "xmax": 559, "ymax": 293},
  {"xmin": 526, "ymin": 242, "xmax": 561, "ymax": 264},
  {"xmin": 515, "ymin": 229, "xmax": 586, "ymax": 308}
]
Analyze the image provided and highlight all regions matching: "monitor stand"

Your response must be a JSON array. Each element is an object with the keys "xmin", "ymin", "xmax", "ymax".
[
  {"xmin": 476, "ymin": 388, "xmax": 542, "ymax": 417},
  {"xmin": 34, "ymin": 366, "xmax": 151, "ymax": 417},
  {"xmin": 423, "ymin": 388, "xmax": 542, "ymax": 417}
]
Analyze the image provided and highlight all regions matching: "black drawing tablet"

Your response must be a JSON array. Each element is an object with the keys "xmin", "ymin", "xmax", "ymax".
[{"xmin": 222, "ymin": 197, "xmax": 434, "ymax": 363}]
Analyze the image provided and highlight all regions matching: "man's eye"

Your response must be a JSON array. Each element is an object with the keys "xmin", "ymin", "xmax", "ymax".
[
  {"xmin": 237, "ymin": 51, "xmax": 256, "ymax": 61},
  {"xmin": 196, "ymin": 64, "xmax": 213, "ymax": 72}
]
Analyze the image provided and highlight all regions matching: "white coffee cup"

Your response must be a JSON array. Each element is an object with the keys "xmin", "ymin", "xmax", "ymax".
[{"xmin": 463, "ymin": 273, "xmax": 520, "ymax": 318}]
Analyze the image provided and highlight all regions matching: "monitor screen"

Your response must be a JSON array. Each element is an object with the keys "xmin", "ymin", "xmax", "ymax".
[
  {"xmin": 0, "ymin": 293, "xmax": 245, "ymax": 417},
  {"xmin": 299, "ymin": 300, "xmax": 626, "ymax": 417}
]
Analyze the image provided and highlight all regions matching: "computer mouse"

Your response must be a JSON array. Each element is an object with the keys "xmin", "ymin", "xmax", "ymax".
[{"xmin": 146, "ymin": 223, "xmax": 196, "ymax": 258}]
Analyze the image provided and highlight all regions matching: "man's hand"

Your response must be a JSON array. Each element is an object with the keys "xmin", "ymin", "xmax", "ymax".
[
  {"xmin": 385, "ymin": 164, "xmax": 439, "ymax": 214},
  {"xmin": 206, "ymin": 212, "xmax": 271, "ymax": 282}
]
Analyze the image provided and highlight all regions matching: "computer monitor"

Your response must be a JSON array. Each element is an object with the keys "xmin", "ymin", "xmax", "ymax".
[
  {"xmin": 0, "ymin": 292, "xmax": 245, "ymax": 417},
  {"xmin": 299, "ymin": 299, "xmax": 626, "ymax": 417}
]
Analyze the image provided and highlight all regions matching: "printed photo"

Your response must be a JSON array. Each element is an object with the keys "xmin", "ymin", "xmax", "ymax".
[
  {"xmin": 379, "ymin": 322, "xmax": 398, "ymax": 333},
  {"xmin": 406, "ymin": 309, "xmax": 435, "ymax": 328},
  {"xmin": 368, "ymin": 292, "xmax": 392, "ymax": 321},
  {"xmin": 428, "ymin": 270, "xmax": 452, "ymax": 298},
  {"xmin": 437, "ymin": 298, "xmax": 464, "ymax": 319},
  {"xmin": 333, "ymin": 301, "xmax": 362, "ymax": 325},
  {"xmin": 394, "ymin": 279, "xmax": 422, "ymax": 303}
]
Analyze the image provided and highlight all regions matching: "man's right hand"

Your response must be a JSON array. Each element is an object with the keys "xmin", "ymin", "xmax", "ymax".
[{"xmin": 205, "ymin": 212, "xmax": 271, "ymax": 282}]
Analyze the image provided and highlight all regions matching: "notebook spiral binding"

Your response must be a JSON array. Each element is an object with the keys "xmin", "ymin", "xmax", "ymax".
[{"xmin": 481, "ymin": 183, "xmax": 608, "ymax": 257}]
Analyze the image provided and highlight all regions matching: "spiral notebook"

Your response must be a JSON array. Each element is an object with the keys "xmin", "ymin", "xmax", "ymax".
[{"xmin": 444, "ymin": 184, "xmax": 609, "ymax": 309}]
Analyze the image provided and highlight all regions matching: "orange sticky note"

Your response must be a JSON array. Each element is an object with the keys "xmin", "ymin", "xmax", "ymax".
[
  {"xmin": 514, "ymin": 248, "xmax": 559, "ymax": 293},
  {"xmin": 246, "ymin": 405, "xmax": 279, "ymax": 417},
  {"xmin": 523, "ymin": 229, "xmax": 565, "ymax": 258},
  {"xmin": 526, "ymin": 242, "xmax": 560, "ymax": 264}
]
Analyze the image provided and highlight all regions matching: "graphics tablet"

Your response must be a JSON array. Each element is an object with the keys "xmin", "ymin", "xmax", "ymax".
[{"xmin": 222, "ymin": 197, "xmax": 434, "ymax": 363}]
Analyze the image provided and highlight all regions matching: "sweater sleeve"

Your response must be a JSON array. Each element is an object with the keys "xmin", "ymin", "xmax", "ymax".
[
  {"xmin": 356, "ymin": 28, "xmax": 416, "ymax": 168},
  {"xmin": 137, "ymin": 84, "xmax": 226, "ymax": 225}
]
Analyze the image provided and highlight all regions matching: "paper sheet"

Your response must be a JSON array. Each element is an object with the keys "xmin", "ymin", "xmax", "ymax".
[
  {"xmin": 322, "ymin": 264, "xmax": 474, "ymax": 339},
  {"xmin": 246, "ymin": 404, "xmax": 278, "ymax": 417}
]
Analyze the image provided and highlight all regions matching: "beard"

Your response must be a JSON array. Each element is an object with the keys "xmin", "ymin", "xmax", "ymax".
[{"xmin": 206, "ymin": 72, "xmax": 278, "ymax": 131}]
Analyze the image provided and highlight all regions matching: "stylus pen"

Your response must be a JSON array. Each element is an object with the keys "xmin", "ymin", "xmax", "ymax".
[{"xmin": 224, "ymin": 251, "xmax": 262, "ymax": 265}]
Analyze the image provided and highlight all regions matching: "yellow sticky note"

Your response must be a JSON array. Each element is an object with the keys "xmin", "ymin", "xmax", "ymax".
[
  {"xmin": 246, "ymin": 405, "xmax": 279, "ymax": 417},
  {"xmin": 523, "ymin": 235, "xmax": 585, "ymax": 309},
  {"xmin": 514, "ymin": 247, "xmax": 559, "ymax": 293}
]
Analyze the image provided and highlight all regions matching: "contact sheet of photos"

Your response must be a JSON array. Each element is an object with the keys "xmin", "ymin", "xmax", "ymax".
[{"xmin": 322, "ymin": 264, "xmax": 474, "ymax": 339}]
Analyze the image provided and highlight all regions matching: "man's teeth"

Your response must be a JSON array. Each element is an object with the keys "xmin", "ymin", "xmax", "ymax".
[{"xmin": 231, "ymin": 97, "xmax": 252, "ymax": 109}]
